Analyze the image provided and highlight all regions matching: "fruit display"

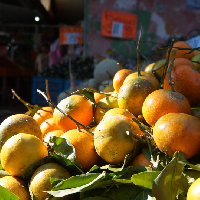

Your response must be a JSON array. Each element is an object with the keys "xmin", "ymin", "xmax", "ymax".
[{"xmin": 1, "ymin": 40, "xmax": 200, "ymax": 200}]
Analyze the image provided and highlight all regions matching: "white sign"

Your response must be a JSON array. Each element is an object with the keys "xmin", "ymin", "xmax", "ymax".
[
  {"xmin": 112, "ymin": 22, "xmax": 124, "ymax": 38},
  {"xmin": 65, "ymin": 33, "xmax": 77, "ymax": 44}
]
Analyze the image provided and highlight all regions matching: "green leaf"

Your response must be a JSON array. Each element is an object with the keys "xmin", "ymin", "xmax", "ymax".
[
  {"xmin": 23, "ymin": 155, "xmax": 53, "ymax": 178},
  {"xmin": 135, "ymin": 191, "xmax": 155, "ymax": 200},
  {"xmin": 81, "ymin": 184, "xmax": 142, "ymax": 200},
  {"xmin": 134, "ymin": 190, "xmax": 156, "ymax": 200},
  {"xmin": 84, "ymin": 197, "xmax": 111, "ymax": 200},
  {"xmin": 131, "ymin": 171, "xmax": 161, "ymax": 189},
  {"xmin": 78, "ymin": 88, "xmax": 95, "ymax": 102},
  {"xmin": 0, "ymin": 185, "xmax": 20, "ymax": 200},
  {"xmin": 184, "ymin": 169, "xmax": 200, "ymax": 185},
  {"xmin": 179, "ymin": 160, "xmax": 200, "ymax": 171},
  {"xmin": 48, "ymin": 172, "xmax": 106, "ymax": 198},
  {"xmin": 152, "ymin": 151, "xmax": 187, "ymax": 200},
  {"xmin": 49, "ymin": 152, "xmax": 83, "ymax": 175},
  {"xmin": 49, "ymin": 136, "xmax": 82, "ymax": 168}
]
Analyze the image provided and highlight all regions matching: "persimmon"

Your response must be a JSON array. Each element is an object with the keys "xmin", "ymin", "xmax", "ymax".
[
  {"xmin": 153, "ymin": 113, "xmax": 200, "ymax": 159},
  {"xmin": 142, "ymin": 89, "xmax": 191, "ymax": 127}
]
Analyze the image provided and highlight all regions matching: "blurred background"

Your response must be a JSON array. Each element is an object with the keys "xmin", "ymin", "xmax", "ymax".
[{"xmin": 0, "ymin": 0, "xmax": 200, "ymax": 122}]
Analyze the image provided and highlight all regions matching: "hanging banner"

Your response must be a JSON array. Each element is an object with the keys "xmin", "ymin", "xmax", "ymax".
[
  {"xmin": 59, "ymin": 27, "xmax": 83, "ymax": 45},
  {"xmin": 101, "ymin": 10, "xmax": 138, "ymax": 39}
]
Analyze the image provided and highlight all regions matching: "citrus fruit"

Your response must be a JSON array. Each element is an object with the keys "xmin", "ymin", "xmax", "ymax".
[
  {"xmin": 164, "ymin": 64, "xmax": 200, "ymax": 106},
  {"xmin": 61, "ymin": 129, "xmax": 100, "ymax": 171},
  {"xmin": 143, "ymin": 63, "xmax": 155, "ymax": 74},
  {"xmin": 0, "ymin": 176, "xmax": 31, "ymax": 200},
  {"xmin": 102, "ymin": 85, "xmax": 115, "ymax": 93},
  {"xmin": 130, "ymin": 153, "xmax": 152, "ymax": 167},
  {"xmin": 152, "ymin": 59, "xmax": 166, "ymax": 76},
  {"xmin": 43, "ymin": 129, "xmax": 64, "ymax": 143},
  {"xmin": 118, "ymin": 78, "xmax": 155, "ymax": 117},
  {"xmin": 94, "ymin": 115, "xmax": 143, "ymax": 165},
  {"xmin": 113, "ymin": 69, "xmax": 134, "ymax": 92},
  {"xmin": 191, "ymin": 53, "xmax": 200, "ymax": 70},
  {"xmin": 103, "ymin": 108, "xmax": 136, "ymax": 120},
  {"xmin": 166, "ymin": 41, "xmax": 194, "ymax": 60},
  {"xmin": 153, "ymin": 113, "xmax": 200, "ymax": 159},
  {"xmin": 167, "ymin": 57, "xmax": 195, "ymax": 69},
  {"xmin": 123, "ymin": 71, "xmax": 159, "ymax": 89},
  {"xmin": 142, "ymin": 89, "xmax": 191, "ymax": 127},
  {"xmin": 53, "ymin": 94, "xmax": 93, "ymax": 132},
  {"xmin": 0, "ymin": 114, "xmax": 43, "ymax": 153},
  {"xmin": 40, "ymin": 117, "xmax": 60, "ymax": 138},
  {"xmin": 1, "ymin": 133, "xmax": 48, "ymax": 177},
  {"xmin": 33, "ymin": 106, "xmax": 53, "ymax": 126},
  {"xmin": 94, "ymin": 92, "xmax": 107, "ymax": 103},
  {"xmin": 94, "ymin": 95, "xmax": 118, "ymax": 124},
  {"xmin": 30, "ymin": 162, "xmax": 71, "ymax": 200},
  {"xmin": 187, "ymin": 177, "xmax": 200, "ymax": 200}
]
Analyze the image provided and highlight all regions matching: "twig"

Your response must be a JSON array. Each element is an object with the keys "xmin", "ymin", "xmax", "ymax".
[
  {"xmin": 45, "ymin": 79, "xmax": 54, "ymax": 113},
  {"xmin": 37, "ymin": 89, "xmax": 93, "ymax": 135},
  {"xmin": 168, "ymin": 58, "xmax": 175, "ymax": 92},
  {"xmin": 160, "ymin": 39, "xmax": 175, "ymax": 87},
  {"xmin": 136, "ymin": 26, "xmax": 143, "ymax": 77}
]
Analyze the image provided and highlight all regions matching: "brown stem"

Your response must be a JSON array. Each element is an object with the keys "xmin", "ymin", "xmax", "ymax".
[
  {"xmin": 136, "ymin": 26, "xmax": 143, "ymax": 77},
  {"xmin": 45, "ymin": 79, "xmax": 54, "ymax": 113}
]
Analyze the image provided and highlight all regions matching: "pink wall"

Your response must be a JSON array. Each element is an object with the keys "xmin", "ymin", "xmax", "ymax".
[{"xmin": 85, "ymin": 0, "xmax": 200, "ymax": 62}]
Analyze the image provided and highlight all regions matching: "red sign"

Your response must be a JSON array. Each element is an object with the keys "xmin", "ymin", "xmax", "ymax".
[
  {"xmin": 101, "ymin": 10, "xmax": 138, "ymax": 39},
  {"xmin": 59, "ymin": 27, "xmax": 83, "ymax": 45}
]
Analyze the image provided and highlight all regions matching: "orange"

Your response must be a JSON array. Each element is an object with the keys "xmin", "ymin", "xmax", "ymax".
[
  {"xmin": 142, "ymin": 89, "xmax": 191, "ymax": 127},
  {"xmin": 0, "ymin": 176, "xmax": 31, "ymax": 200},
  {"xmin": 1, "ymin": 133, "xmax": 48, "ymax": 177},
  {"xmin": 166, "ymin": 41, "xmax": 194, "ymax": 60},
  {"xmin": 53, "ymin": 94, "xmax": 93, "ymax": 132},
  {"xmin": 164, "ymin": 64, "xmax": 200, "ymax": 106},
  {"xmin": 123, "ymin": 71, "xmax": 159, "ymax": 89},
  {"xmin": 130, "ymin": 153, "xmax": 152, "ymax": 167},
  {"xmin": 0, "ymin": 114, "xmax": 43, "ymax": 152},
  {"xmin": 143, "ymin": 63, "xmax": 155, "ymax": 74},
  {"xmin": 102, "ymin": 85, "xmax": 115, "ymax": 93},
  {"xmin": 61, "ymin": 129, "xmax": 100, "ymax": 171},
  {"xmin": 103, "ymin": 107, "xmax": 136, "ymax": 120},
  {"xmin": 40, "ymin": 118, "xmax": 60, "ymax": 138},
  {"xmin": 94, "ymin": 115, "xmax": 143, "ymax": 165},
  {"xmin": 118, "ymin": 78, "xmax": 155, "ymax": 117},
  {"xmin": 33, "ymin": 106, "xmax": 53, "ymax": 126},
  {"xmin": 153, "ymin": 113, "xmax": 200, "ymax": 159},
  {"xmin": 94, "ymin": 95, "xmax": 118, "ymax": 124},
  {"xmin": 30, "ymin": 162, "xmax": 71, "ymax": 200},
  {"xmin": 187, "ymin": 177, "xmax": 200, "ymax": 200},
  {"xmin": 113, "ymin": 69, "xmax": 134, "ymax": 92},
  {"xmin": 43, "ymin": 129, "xmax": 64, "ymax": 143},
  {"xmin": 167, "ymin": 57, "xmax": 195, "ymax": 69},
  {"xmin": 94, "ymin": 92, "xmax": 107, "ymax": 103}
]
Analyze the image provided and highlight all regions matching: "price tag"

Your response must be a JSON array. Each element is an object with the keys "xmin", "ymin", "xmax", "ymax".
[
  {"xmin": 59, "ymin": 27, "xmax": 83, "ymax": 45},
  {"xmin": 101, "ymin": 10, "xmax": 138, "ymax": 39},
  {"xmin": 112, "ymin": 22, "xmax": 124, "ymax": 38}
]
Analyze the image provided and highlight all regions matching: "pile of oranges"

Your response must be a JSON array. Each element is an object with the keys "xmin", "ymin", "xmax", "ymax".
[{"xmin": 0, "ymin": 40, "xmax": 200, "ymax": 199}]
